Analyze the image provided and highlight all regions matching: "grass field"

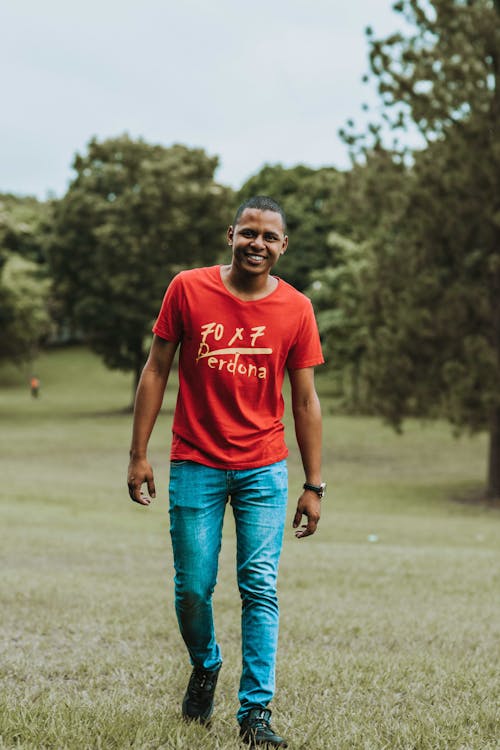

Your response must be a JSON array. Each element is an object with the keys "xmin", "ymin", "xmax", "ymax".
[{"xmin": 0, "ymin": 347, "xmax": 499, "ymax": 750}]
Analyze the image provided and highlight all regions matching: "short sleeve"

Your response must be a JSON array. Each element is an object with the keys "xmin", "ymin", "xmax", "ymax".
[
  {"xmin": 152, "ymin": 274, "xmax": 184, "ymax": 342},
  {"xmin": 286, "ymin": 298, "xmax": 324, "ymax": 370}
]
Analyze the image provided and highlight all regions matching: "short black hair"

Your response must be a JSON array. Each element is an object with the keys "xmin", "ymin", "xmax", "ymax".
[{"xmin": 233, "ymin": 195, "xmax": 287, "ymax": 232}]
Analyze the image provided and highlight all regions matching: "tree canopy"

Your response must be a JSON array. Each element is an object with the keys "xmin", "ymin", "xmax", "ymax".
[
  {"xmin": 345, "ymin": 0, "xmax": 500, "ymax": 499},
  {"xmin": 237, "ymin": 164, "xmax": 346, "ymax": 290},
  {"xmin": 308, "ymin": 233, "xmax": 373, "ymax": 411},
  {"xmin": 0, "ymin": 253, "xmax": 50, "ymax": 365},
  {"xmin": 0, "ymin": 193, "xmax": 51, "ymax": 264},
  {"xmin": 48, "ymin": 135, "xmax": 232, "ymax": 396},
  {"xmin": 0, "ymin": 195, "xmax": 51, "ymax": 366}
]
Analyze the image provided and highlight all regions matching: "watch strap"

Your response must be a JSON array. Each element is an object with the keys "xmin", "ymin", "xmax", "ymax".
[{"xmin": 303, "ymin": 481, "xmax": 326, "ymax": 498}]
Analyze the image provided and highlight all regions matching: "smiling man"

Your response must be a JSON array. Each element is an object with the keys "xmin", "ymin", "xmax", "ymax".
[{"xmin": 127, "ymin": 195, "xmax": 325, "ymax": 748}]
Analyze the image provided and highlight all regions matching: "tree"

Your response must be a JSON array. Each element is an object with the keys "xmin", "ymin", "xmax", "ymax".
[
  {"xmin": 307, "ymin": 233, "xmax": 373, "ymax": 411},
  {"xmin": 48, "ymin": 135, "xmax": 233, "ymax": 401},
  {"xmin": 0, "ymin": 195, "xmax": 52, "ymax": 366},
  {"xmin": 0, "ymin": 253, "xmax": 50, "ymax": 364},
  {"xmin": 237, "ymin": 164, "xmax": 345, "ymax": 290},
  {"xmin": 0, "ymin": 193, "xmax": 51, "ymax": 264},
  {"xmin": 348, "ymin": 0, "xmax": 500, "ymax": 499}
]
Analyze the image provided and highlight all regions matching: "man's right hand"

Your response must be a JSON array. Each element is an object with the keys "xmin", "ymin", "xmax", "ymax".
[{"xmin": 127, "ymin": 456, "xmax": 156, "ymax": 506}]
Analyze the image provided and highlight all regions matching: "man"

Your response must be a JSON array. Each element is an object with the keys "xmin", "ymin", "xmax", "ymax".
[{"xmin": 127, "ymin": 196, "xmax": 325, "ymax": 748}]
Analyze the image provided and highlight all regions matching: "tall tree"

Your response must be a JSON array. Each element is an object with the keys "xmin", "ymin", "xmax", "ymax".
[
  {"xmin": 349, "ymin": 0, "xmax": 500, "ymax": 499},
  {"xmin": 237, "ymin": 164, "xmax": 345, "ymax": 290},
  {"xmin": 48, "ymin": 135, "xmax": 232, "ymax": 400}
]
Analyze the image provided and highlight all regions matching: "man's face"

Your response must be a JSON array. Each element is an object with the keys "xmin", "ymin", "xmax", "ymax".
[{"xmin": 227, "ymin": 208, "xmax": 288, "ymax": 277}]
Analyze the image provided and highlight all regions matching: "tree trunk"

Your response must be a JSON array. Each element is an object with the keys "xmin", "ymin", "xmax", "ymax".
[
  {"xmin": 487, "ymin": 406, "xmax": 500, "ymax": 500},
  {"xmin": 486, "ymin": 16, "xmax": 500, "ymax": 500},
  {"xmin": 351, "ymin": 358, "xmax": 361, "ymax": 412}
]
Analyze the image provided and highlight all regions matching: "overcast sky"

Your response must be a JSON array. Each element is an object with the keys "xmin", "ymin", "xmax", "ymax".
[{"xmin": 1, "ymin": 1, "xmax": 403, "ymax": 199}]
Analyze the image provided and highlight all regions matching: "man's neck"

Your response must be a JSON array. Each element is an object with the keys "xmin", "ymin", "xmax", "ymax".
[{"xmin": 220, "ymin": 265, "xmax": 278, "ymax": 301}]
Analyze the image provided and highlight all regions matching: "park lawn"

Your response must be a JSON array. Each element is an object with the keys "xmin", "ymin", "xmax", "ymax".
[{"xmin": 0, "ymin": 347, "xmax": 499, "ymax": 750}]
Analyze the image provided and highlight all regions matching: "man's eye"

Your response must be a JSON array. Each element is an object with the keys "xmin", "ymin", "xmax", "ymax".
[
  {"xmin": 241, "ymin": 229, "xmax": 254, "ymax": 237},
  {"xmin": 265, "ymin": 235, "xmax": 279, "ymax": 242}
]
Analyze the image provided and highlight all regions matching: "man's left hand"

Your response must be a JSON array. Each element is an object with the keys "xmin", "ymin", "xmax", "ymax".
[{"xmin": 292, "ymin": 491, "xmax": 321, "ymax": 538}]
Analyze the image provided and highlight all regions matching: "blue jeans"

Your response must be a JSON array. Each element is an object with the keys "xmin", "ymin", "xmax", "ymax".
[{"xmin": 168, "ymin": 459, "xmax": 288, "ymax": 721}]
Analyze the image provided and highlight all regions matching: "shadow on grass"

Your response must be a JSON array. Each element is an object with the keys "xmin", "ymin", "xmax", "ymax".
[
  {"xmin": 75, "ymin": 404, "xmax": 175, "ymax": 419},
  {"xmin": 451, "ymin": 486, "xmax": 500, "ymax": 510},
  {"xmin": 0, "ymin": 404, "xmax": 175, "ymax": 421}
]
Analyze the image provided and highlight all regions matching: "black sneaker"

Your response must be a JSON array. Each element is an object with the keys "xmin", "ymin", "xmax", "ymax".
[
  {"xmin": 239, "ymin": 707, "xmax": 288, "ymax": 748},
  {"xmin": 181, "ymin": 665, "xmax": 221, "ymax": 724}
]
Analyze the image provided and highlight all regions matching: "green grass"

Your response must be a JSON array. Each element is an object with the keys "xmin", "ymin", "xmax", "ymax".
[{"xmin": 1, "ymin": 347, "xmax": 499, "ymax": 750}]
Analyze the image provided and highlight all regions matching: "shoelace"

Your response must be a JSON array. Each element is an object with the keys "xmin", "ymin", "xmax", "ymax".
[
  {"xmin": 192, "ymin": 671, "xmax": 216, "ymax": 695},
  {"xmin": 250, "ymin": 710, "xmax": 271, "ymax": 729}
]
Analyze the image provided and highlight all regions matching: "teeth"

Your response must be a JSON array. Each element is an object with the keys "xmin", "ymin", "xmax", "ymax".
[{"xmin": 248, "ymin": 255, "xmax": 264, "ymax": 261}]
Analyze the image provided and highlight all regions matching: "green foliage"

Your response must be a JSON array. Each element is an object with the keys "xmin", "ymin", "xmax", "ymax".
[
  {"xmin": 340, "ymin": 148, "xmax": 409, "ymax": 244},
  {"xmin": 237, "ymin": 164, "xmax": 345, "ymax": 290},
  {"xmin": 0, "ymin": 193, "xmax": 51, "ymax": 264},
  {"xmin": 47, "ymin": 135, "xmax": 233, "ymax": 389},
  {"xmin": 308, "ymin": 234, "xmax": 373, "ymax": 410},
  {"xmin": 369, "ymin": 0, "xmax": 500, "ymax": 142},
  {"xmin": 0, "ymin": 253, "xmax": 51, "ymax": 363},
  {"xmin": 341, "ymin": 0, "xmax": 500, "ymax": 497},
  {"xmin": 365, "ymin": 128, "xmax": 500, "ymax": 432}
]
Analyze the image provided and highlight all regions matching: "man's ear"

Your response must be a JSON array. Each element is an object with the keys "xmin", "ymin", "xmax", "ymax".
[
  {"xmin": 280, "ymin": 235, "xmax": 289, "ymax": 255},
  {"xmin": 227, "ymin": 225, "xmax": 234, "ymax": 245}
]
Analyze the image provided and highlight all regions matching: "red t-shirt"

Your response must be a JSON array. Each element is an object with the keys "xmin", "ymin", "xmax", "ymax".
[{"xmin": 153, "ymin": 265, "xmax": 324, "ymax": 469}]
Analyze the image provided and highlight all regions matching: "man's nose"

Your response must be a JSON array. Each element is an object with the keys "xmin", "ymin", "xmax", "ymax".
[{"xmin": 251, "ymin": 235, "xmax": 266, "ymax": 250}]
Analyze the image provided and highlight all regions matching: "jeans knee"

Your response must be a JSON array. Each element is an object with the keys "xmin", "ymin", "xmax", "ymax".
[
  {"xmin": 175, "ymin": 582, "xmax": 215, "ymax": 613},
  {"xmin": 176, "ymin": 591, "xmax": 207, "ymax": 620},
  {"xmin": 237, "ymin": 569, "xmax": 278, "ymax": 604}
]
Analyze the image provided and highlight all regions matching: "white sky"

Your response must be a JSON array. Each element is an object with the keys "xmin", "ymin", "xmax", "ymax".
[{"xmin": 0, "ymin": 0, "xmax": 403, "ymax": 199}]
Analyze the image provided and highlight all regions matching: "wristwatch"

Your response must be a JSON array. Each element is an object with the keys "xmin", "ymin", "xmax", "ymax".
[{"xmin": 303, "ymin": 482, "xmax": 327, "ymax": 499}]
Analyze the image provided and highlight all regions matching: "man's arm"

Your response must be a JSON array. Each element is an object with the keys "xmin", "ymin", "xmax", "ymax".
[
  {"xmin": 127, "ymin": 335, "xmax": 178, "ymax": 506},
  {"xmin": 288, "ymin": 366, "xmax": 323, "ymax": 538}
]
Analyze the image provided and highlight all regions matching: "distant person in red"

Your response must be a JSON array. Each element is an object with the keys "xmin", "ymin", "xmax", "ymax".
[
  {"xmin": 127, "ymin": 196, "xmax": 325, "ymax": 748},
  {"xmin": 30, "ymin": 376, "xmax": 40, "ymax": 398}
]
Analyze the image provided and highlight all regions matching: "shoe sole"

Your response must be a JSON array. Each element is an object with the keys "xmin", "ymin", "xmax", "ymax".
[
  {"xmin": 182, "ymin": 695, "xmax": 214, "ymax": 725},
  {"xmin": 240, "ymin": 734, "xmax": 288, "ymax": 748}
]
